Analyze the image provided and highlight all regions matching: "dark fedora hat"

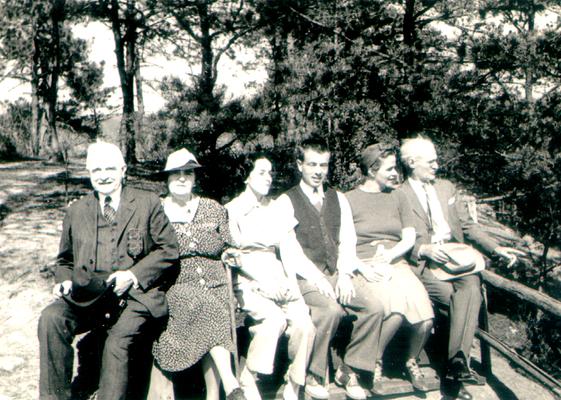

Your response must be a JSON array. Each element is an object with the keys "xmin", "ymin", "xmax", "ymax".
[
  {"xmin": 63, "ymin": 265, "xmax": 126, "ymax": 327},
  {"xmin": 63, "ymin": 265, "xmax": 115, "ymax": 307}
]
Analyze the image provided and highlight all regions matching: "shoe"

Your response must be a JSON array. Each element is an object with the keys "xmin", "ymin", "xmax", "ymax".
[
  {"xmin": 463, "ymin": 368, "xmax": 487, "ymax": 386},
  {"xmin": 370, "ymin": 361, "xmax": 384, "ymax": 395},
  {"xmin": 446, "ymin": 356, "xmax": 471, "ymax": 381},
  {"xmin": 304, "ymin": 375, "xmax": 329, "ymax": 400},
  {"xmin": 458, "ymin": 384, "xmax": 473, "ymax": 400},
  {"xmin": 240, "ymin": 366, "xmax": 261, "ymax": 400},
  {"xmin": 441, "ymin": 378, "xmax": 473, "ymax": 400},
  {"xmin": 334, "ymin": 366, "xmax": 367, "ymax": 400},
  {"xmin": 405, "ymin": 358, "xmax": 431, "ymax": 392},
  {"xmin": 282, "ymin": 376, "xmax": 299, "ymax": 400},
  {"xmin": 226, "ymin": 387, "xmax": 247, "ymax": 400}
]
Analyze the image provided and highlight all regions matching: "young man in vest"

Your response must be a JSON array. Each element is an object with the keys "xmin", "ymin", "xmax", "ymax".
[
  {"xmin": 276, "ymin": 139, "xmax": 385, "ymax": 400},
  {"xmin": 397, "ymin": 136, "xmax": 522, "ymax": 400}
]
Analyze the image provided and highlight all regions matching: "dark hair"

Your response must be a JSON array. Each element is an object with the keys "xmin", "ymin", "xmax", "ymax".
[
  {"xmin": 296, "ymin": 137, "xmax": 330, "ymax": 162},
  {"xmin": 242, "ymin": 151, "xmax": 273, "ymax": 180},
  {"xmin": 359, "ymin": 143, "xmax": 397, "ymax": 176}
]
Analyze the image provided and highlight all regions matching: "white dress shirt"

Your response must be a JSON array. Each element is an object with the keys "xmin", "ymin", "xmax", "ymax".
[
  {"xmin": 98, "ymin": 186, "xmax": 122, "ymax": 213},
  {"xmin": 408, "ymin": 178, "xmax": 452, "ymax": 244}
]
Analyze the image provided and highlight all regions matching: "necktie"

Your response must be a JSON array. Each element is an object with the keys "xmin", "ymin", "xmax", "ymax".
[
  {"xmin": 312, "ymin": 188, "xmax": 322, "ymax": 212},
  {"xmin": 422, "ymin": 184, "xmax": 434, "ymax": 234},
  {"xmin": 104, "ymin": 196, "xmax": 116, "ymax": 223}
]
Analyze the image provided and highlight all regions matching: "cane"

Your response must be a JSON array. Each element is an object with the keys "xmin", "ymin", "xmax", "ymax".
[{"xmin": 223, "ymin": 253, "xmax": 240, "ymax": 378}]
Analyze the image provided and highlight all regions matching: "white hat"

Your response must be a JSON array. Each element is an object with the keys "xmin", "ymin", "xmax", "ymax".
[
  {"xmin": 163, "ymin": 148, "xmax": 202, "ymax": 172},
  {"xmin": 428, "ymin": 242, "xmax": 486, "ymax": 281}
]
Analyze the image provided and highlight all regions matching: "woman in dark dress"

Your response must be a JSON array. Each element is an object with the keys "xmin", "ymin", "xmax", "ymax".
[
  {"xmin": 346, "ymin": 143, "xmax": 434, "ymax": 393},
  {"xmin": 149, "ymin": 148, "xmax": 245, "ymax": 400}
]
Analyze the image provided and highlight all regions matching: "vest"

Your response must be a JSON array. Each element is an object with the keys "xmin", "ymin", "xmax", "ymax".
[
  {"xmin": 286, "ymin": 185, "xmax": 341, "ymax": 275},
  {"xmin": 96, "ymin": 208, "xmax": 119, "ymax": 273}
]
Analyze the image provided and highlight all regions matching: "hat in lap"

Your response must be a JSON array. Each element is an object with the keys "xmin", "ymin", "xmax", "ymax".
[
  {"xmin": 63, "ymin": 265, "xmax": 125, "ymax": 326},
  {"xmin": 429, "ymin": 242, "xmax": 486, "ymax": 281}
]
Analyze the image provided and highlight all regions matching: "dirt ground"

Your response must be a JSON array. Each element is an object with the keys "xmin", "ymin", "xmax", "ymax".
[{"xmin": 0, "ymin": 160, "xmax": 557, "ymax": 400}]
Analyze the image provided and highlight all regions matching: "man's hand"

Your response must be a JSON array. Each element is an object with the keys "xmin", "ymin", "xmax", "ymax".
[
  {"xmin": 314, "ymin": 277, "xmax": 336, "ymax": 300},
  {"xmin": 335, "ymin": 273, "xmax": 355, "ymax": 305},
  {"xmin": 494, "ymin": 246, "xmax": 525, "ymax": 268},
  {"xmin": 420, "ymin": 244, "xmax": 450, "ymax": 264},
  {"xmin": 107, "ymin": 270, "xmax": 136, "ymax": 297},
  {"xmin": 222, "ymin": 248, "xmax": 242, "ymax": 268},
  {"xmin": 52, "ymin": 280, "xmax": 72, "ymax": 298}
]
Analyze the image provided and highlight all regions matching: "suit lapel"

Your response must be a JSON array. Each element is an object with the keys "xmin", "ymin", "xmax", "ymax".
[
  {"xmin": 401, "ymin": 180, "xmax": 430, "ymax": 228},
  {"xmin": 85, "ymin": 194, "xmax": 99, "ymax": 237},
  {"xmin": 116, "ymin": 187, "xmax": 136, "ymax": 243}
]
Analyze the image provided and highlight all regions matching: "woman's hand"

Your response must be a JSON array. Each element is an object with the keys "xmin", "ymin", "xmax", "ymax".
[{"xmin": 221, "ymin": 248, "xmax": 242, "ymax": 268}]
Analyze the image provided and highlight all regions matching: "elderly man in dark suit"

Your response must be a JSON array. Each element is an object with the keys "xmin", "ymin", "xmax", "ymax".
[
  {"xmin": 38, "ymin": 141, "xmax": 179, "ymax": 400},
  {"xmin": 397, "ymin": 137, "xmax": 522, "ymax": 400}
]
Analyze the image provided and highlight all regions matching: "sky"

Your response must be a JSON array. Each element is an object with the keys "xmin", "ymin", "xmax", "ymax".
[{"xmin": 0, "ymin": 22, "xmax": 268, "ymax": 114}]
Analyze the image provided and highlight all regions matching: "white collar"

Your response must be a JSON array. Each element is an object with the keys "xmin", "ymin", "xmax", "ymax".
[
  {"xmin": 99, "ymin": 186, "xmax": 122, "ymax": 210},
  {"xmin": 299, "ymin": 180, "xmax": 324, "ymax": 201},
  {"xmin": 408, "ymin": 177, "xmax": 428, "ymax": 192},
  {"xmin": 237, "ymin": 188, "xmax": 270, "ymax": 215},
  {"xmin": 163, "ymin": 195, "xmax": 200, "ymax": 223}
]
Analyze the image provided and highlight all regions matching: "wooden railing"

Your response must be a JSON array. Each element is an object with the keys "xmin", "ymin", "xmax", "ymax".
[{"xmin": 477, "ymin": 270, "xmax": 561, "ymax": 398}]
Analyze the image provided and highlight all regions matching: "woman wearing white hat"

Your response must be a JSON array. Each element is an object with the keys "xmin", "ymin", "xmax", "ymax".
[{"xmin": 149, "ymin": 148, "xmax": 246, "ymax": 400}]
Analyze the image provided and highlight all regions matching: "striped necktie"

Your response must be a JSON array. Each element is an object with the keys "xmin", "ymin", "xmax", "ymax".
[
  {"xmin": 422, "ymin": 184, "xmax": 435, "ymax": 234},
  {"xmin": 104, "ymin": 196, "xmax": 116, "ymax": 223}
]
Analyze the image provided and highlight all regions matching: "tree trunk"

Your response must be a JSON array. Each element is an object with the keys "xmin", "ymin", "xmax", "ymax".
[
  {"xmin": 524, "ymin": 1, "xmax": 535, "ymax": 104},
  {"xmin": 45, "ymin": 0, "xmax": 67, "ymax": 162},
  {"xmin": 397, "ymin": 0, "xmax": 419, "ymax": 140},
  {"xmin": 134, "ymin": 59, "xmax": 144, "ymax": 146},
  {"xmin": 269, "ymin": 24, "xmax": 288, "ymax": 141},
  {"xmin": 403, "ymin": 0, "xmax": 417, "ymax": 67},
  {"xmin": 197, "ymin": 2, "xmax": 216, "ymax": 112},
  {"xmin": 30, "ymin": 78, "xmax": 42, "ymax": 157},
  {"xmin": 30, "ymin": 12, "xmax": 42, "ymax": 157},
  {"xmin": 110, "ymin": 0, "xmax": 137, "ymax": 164}
]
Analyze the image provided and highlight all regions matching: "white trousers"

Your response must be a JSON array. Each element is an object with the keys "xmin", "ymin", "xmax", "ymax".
[{"xmin": 238, "ymin": 286, "xmax": 315, "ymax": 386}]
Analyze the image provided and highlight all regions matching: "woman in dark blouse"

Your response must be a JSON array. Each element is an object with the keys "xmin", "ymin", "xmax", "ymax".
[{"xmin": 346, "ymin": 143, "xmax": 434, "ymax": 393}]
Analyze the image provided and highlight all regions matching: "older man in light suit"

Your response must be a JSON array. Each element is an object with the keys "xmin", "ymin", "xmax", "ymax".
[
  {"xmin": 397, "ymin": 137, "xmax": 522, "ymax": 400},
  {"xmin": 38, "ymin": 142, "xmax": 179, "ymax": 400}
]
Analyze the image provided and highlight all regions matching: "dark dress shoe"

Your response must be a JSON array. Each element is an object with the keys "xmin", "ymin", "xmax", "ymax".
[
  {"xmin": 226, "ymin": 388, "xmax": 247, "ymax": 400},
  {"xmin": 457, "ymin": 384, "xmax": 473, "ymax": 400},
  {"xmin": 446, "ymin": 356, "xmax": 472, "ymax": 381},
  {"xmin": 441, "ymin": 378, "xmax": 473, "ymax": 400}
]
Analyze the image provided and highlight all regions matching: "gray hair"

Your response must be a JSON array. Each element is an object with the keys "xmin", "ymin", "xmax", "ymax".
[
  {"xmin": 399, "ymin": 136, "xmax": 436, "ymax": 175},
  {"xmin": 86, "ymin": 141, "xmax": 125, "ymax": 171},
  {"xmin": 400, "ymin": 137, "xmax": 435, "ymax": 163}
]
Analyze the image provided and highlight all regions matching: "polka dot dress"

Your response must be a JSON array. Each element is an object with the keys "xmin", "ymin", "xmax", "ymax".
[{"xmin": 153, "ymin": 198, "xmax": 235, "ymax": 372}]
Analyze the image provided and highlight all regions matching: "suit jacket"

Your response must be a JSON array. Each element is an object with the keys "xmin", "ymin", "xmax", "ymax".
[
  {"xmin": 398, "ymin": 179, "xmax": 498, "ymax": 273},
  {"xmin": 54, "ymin": 186, "xmax": 179, "ymax": 318}
]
